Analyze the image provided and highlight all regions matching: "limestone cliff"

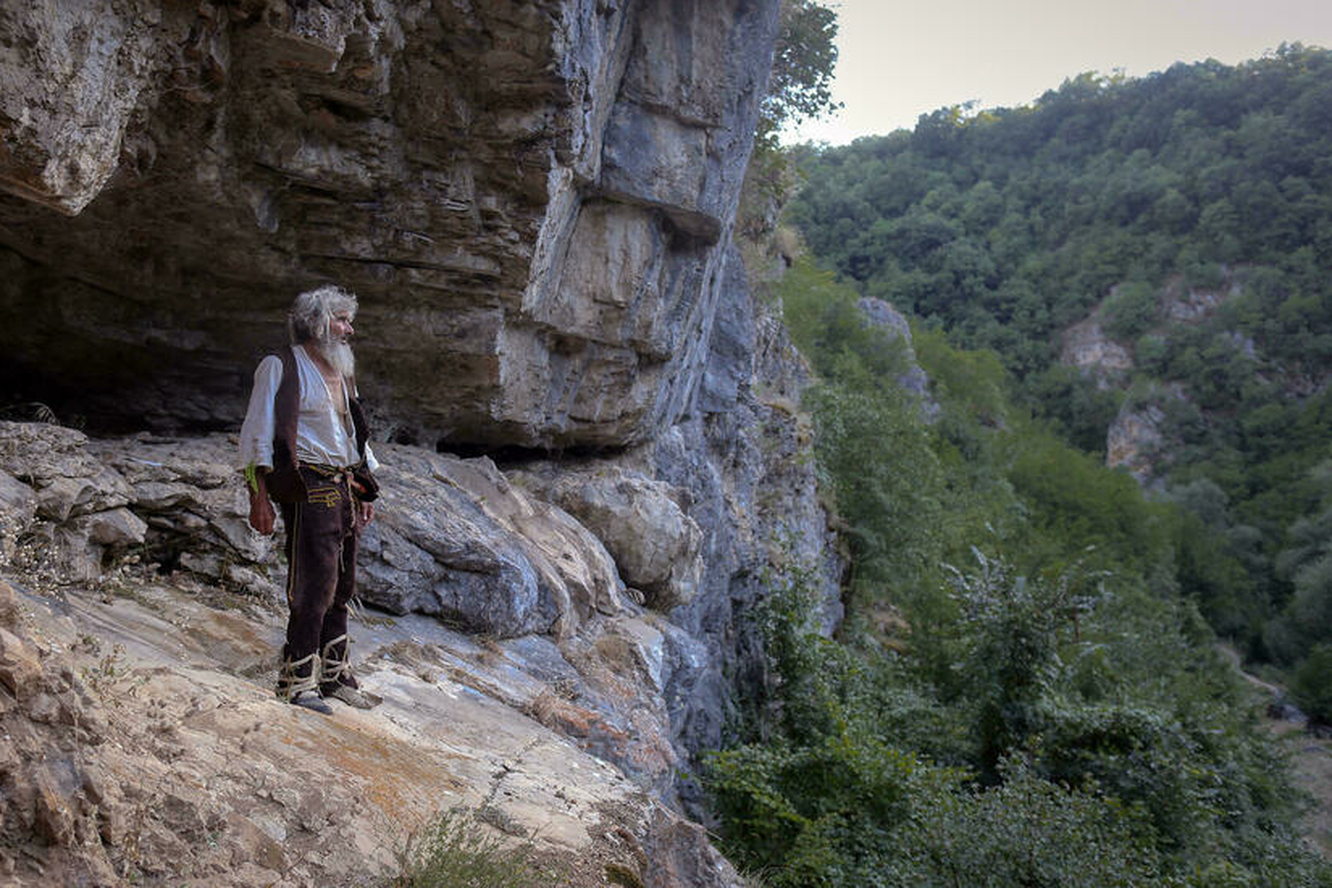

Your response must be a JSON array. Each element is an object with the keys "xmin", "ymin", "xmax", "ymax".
[
  {"xmin": 0, "ymin": 0, "xmax": 774, "ymax": 451},
  {"xmin": 0, "ymin": 1, "xmax": 845, "ymax": 883},
  {"xmin": 1058, "ymin": 272, "xmax": 1244, "ymax": 481}
]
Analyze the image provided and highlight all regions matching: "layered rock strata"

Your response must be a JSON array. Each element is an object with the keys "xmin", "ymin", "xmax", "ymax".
[
  {"xmin": 0, "ymin": 0, "xmax": 778, "ymax": 451},
  {"xmin": 0, "ymin": 0, "xmax": 849, "ymax": 878},
  {"xmin": 0, "ymin": 325, "xmax": 843, "ymax": 835},
  {"xmin": 0, "ymin": 570, "xmax": 743, "ymax": 886}
]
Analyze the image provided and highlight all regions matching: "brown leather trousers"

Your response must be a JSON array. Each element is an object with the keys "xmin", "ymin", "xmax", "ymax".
[{"xmin": 279, "ymin": 464, "xmax": 361, "ymax": 693}]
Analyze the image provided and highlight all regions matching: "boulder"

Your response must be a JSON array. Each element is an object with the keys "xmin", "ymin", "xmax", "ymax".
[
  {"xmin": 515, "ymin": 465, "xmax": 703, "ymax": 612},
  {"xmin": 0, "ymin": 423, "xmax": 133, "ymax": 522},
  {"xmin": 360, "ymin": 446, "xmax": 625, "ymax": 638},
  {"xmin": 858, "ymin": 296, "xmax": 937, "ymax": 414},
  {"xmin": 0, "ymin": 470, "xmax": 37, "ymax": 558},
  {"xmin": 0, "ymin": 579, "xmax": 20, "ymax": 628},
  {"xmin": 0, "ymin": 625, "xmax": 41, "ymax": 700},
  {"xmin": 76, "ymin": 507, "xmax": 148, "ymax": 547}
]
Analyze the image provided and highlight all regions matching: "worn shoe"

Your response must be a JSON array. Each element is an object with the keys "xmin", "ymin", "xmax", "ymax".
[
  {"xmin": 290, "ymin": 690, "xmax": 334, "ymax": 715},
  {"xmin": 324, "ymin": 683, "xmax": 376, "ymax": 710},
  {"xmin": 277, "ymin": 652, "xmax": 330, "ymax": 713}
]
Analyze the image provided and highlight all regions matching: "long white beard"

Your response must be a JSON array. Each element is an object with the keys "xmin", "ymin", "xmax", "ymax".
[{"xmin": 317, "ymin": 338, "xmax": 356, "ymax": 378}]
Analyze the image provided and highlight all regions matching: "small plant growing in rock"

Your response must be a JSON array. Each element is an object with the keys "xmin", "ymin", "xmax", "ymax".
[
  {"xmin": 394, "ymin": 807, "xmax": 558, "ymax": 888},
  {"xmin": 79, "ymin": 643, "xmax": 146, "ymax": 705}
]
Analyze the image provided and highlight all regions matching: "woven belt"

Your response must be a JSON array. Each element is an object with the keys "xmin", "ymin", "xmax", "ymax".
[{"xmin": 301, "ymin": 462, "xmax": 353, "ymax": 485}]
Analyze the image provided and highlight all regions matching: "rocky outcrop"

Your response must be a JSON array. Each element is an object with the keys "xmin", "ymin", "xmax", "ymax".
[
  {"xmin": 642, "ymin": 248, "xmax": 845, "ymax": 771},
  {"xmin": 1106, "ymin": 402, "xmax": 1165, "ymax": 483},
  {"xmin": 355, "ymin": 446, "xmax": 626, "ymax": 638},
  {"xmin": 1161, "ymin": 270, "xmax": 1241, "ymax": 322},
  {"xmin": 857, "ymin": 296, "xmax": 937, "ymax": 417},
  {"xmin": 0, "ymin": 0, "xmax": 848, "ymax": 880},
  {"xmin": 0, "ymin": 570, "xmax": 746, "ymax": 886},
  {"xmin": 3, "ymin": 422, "xmax": 628, "ymax": 640},
  {"xmin": 1105, "ymin": 381, "xmax": 1192, "ymax": 485},
  {"xmin": 0, "ymin": 0, "xmax": 778, "ymax": 452},
  {"xmin": 1060, "ymin": 315, "xmax": 1134, "ymax": 389},
  {"xmin": 511, "ymin": 464, "xmax": 704, "ymax": 612},
  {"xmin": 0, "ymin": 419, "xmax": 753, "ymax": 880},
  {"xmin": 1060, "ymin": 271, "xmax": 1255, "ymax": 483},
  {"xmin": 0, "ymin": 333, "xmax": 843, "ymax": 855}
]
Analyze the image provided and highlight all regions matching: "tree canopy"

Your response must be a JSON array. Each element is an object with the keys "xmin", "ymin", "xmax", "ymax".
[
  {"xmin": 757, "ymin": 0, "xmax": 841, "ymax": 150},
  {"xmin": 787, "ymin": 45, "xmax": 1332, "ymax": 692}
]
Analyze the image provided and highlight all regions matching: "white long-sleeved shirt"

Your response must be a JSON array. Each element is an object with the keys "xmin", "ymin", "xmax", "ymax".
[{"xmin": 238, "ymin": 344, "xmax": 379, "ymax": 472}]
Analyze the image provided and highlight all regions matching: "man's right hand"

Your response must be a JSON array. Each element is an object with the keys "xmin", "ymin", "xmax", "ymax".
[
  {"xmin": 247, "ymin": 468, "xmax": 276, "ymax": 535},
  {"xmin": 249, "ymin": 495, "xmax": 276, "ymax": 535}
]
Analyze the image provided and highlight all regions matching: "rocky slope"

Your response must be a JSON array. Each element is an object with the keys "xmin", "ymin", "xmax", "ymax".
[
  {"xmin": 0, "ymin": 0, "xmax": 847, "ymax": 884},
  {"xmin": 0, "ymin": 148, "xmax": 846, "ymax": 872},
  {"xmin": 0, "ymin": 562, "xmax": 730, "ymax": 886},
  {"xmin": 0, "ymin": 321, "xmax": 836, "ymax": 884},
  {"xmin": 1059, "ymin": 272, "xmax": 1244, "ymax": 480}
]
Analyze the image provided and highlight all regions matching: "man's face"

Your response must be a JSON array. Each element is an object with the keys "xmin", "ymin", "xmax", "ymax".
[
  {"xmin": 317, "ymin": 308, "xmax": 357, "ymax": 377},
  {"xmin": 329, "ymin": 311, "xmax": 355, "ymax": 344}
]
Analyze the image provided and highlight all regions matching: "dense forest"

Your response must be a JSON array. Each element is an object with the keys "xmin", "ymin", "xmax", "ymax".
[
  {"xmin": 702, "ymin": 40, "xmax": 1332, "ymax": 888},
  {"xmin": 786, "ymin": 45, "xmax": 1332, "ymax": 707}
]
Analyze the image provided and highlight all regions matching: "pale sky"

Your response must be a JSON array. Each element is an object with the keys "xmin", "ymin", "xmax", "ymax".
[{"xmin": 785, "ymin": 0, "xmax": 1332, "ymax": 145}]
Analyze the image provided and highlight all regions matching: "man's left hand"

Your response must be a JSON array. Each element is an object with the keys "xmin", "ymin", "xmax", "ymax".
[{"xmin": 358, "ymin": 500, "xmax": 374, "ymax": 527}]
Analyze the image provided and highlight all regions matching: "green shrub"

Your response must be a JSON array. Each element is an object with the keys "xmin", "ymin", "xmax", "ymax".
[
  {"xmin": 897, "ymin": 756, "xmax": 1165, "ymax": 888},
  {"xmin": 1102, "ymin": 282, "xmax": 1159, "ymax": 341},
  {"xmin": 948, "ymin": 550, "xmax": 1102, "ymax": 780},
  {"xmin": 395, "ymin": 808, "xmax": 556, "ymax": 888},
  {"xmin": 706, "ymin": 539, "xmax": 1332, "ymax": 886},
  {"xmin": 717, "ymin": 222, "xmax": 1332, "ymax": 883},
  {"xmin": 1291, "ymin": 644, "xmax": 1332, "ymax": 724}
]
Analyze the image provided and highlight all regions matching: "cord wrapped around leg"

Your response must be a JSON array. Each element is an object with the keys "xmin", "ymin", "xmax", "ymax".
[
  {"xmin": 320, "ymin": 634, "xmax": 376, "ymax": 709},
  {"xmin": 277, "ymin": 651, "xmax": 332, "ymax": 714}
]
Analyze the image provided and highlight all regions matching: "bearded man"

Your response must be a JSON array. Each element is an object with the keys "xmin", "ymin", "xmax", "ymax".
[{"xmin": 239, "ymin": 285, "xmax": 380, "ymax": 714}]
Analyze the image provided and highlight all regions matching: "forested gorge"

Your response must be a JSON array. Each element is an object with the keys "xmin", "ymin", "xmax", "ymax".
[
  {"xmin": 788, "ymin": 45, "xmax": 1332, "ymax": 715},
  {"xmin": 701, "ymin": 43, "xmax": 1332, "ymax": 887}
]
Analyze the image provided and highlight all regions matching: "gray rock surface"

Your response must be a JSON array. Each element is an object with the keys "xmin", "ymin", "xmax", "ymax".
[
  {"xmin": 358, "ymin": 446, "xmax": 625, "ymax": 639},
  {"xmin": 0, "ymin": 470, "xmax": 37, "ymax": 560},
  {"xmin": 483, "ymin": 244, "xmax": 847, "ymax": 795},
  {"xmin": 1061, "ymin": 311, "xmax": 1134, "ymax": 388},
  {"xmin": 857, "ymin": 296, "xmax": 937, "ymax": 415},
  {"xmin": 0, "ymin": 0, "xmax": 850, "ymax": 877},
  {"xmin": 0, "ymin": 411, "xmax": 836, "ymax": 800},
  {"xmin": 0, "ymin": 0, "xmax": 779, "ymax": 451},
  {"xmin": 644, "ymin": 247, "xmax": 845, "ymax": 772},
  {"xmin": 512, "ymin": 464, "xmax": 704, "ymax": 612},
  {"xmin": 0, "ymin": 424, "xmax": 622, "ymax": 640},
  {"xmin": 0, "ymin": 229, "xmax": 848, "ymax": 803},
  {"xmin": 0, "ymin": 574, "xmax": 746, "ymax": 886},
  {"xmin": 0, "ymin": 418, "xmax": 720, "ymax": 827}
]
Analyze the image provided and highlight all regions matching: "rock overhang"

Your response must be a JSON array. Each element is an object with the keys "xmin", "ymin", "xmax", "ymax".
[{"xmin": 0, "ymin": 0, "xmax": 778, "ymax": 453}]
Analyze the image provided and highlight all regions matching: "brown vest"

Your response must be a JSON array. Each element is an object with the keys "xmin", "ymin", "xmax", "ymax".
[{"xmin": 265, "ymin": 346, "xmax": 378, "ymax": 504}]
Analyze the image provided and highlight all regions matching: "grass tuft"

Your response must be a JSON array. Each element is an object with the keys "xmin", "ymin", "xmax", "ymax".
[{"xmin": 394, "ymin": 807, "xmax": 553, "ymax": 888}]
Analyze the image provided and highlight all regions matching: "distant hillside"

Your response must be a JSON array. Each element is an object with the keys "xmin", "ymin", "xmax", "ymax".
[{"xmin": 787, "ymin": 45, "xmax": 1332, "ymax": 695}]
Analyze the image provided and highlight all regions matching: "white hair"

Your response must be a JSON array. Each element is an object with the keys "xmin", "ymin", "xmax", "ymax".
[{"xmin": 287, "ymin": 285, "xmax": 358, "ymax": 345}]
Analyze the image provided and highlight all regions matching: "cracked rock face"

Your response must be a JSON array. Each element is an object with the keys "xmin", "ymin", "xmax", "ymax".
[
  {"xmin": 0, "ymin": 0, "xmax": 850, "ymax": 855},
  {"xmin": 0, "ymin": 0, "xmax": 777, "ymax": 451},
  {"xmin": 0, "ymin": 421, "xmax": 629, "ymax": 640},
  {"xmin": 510, "ymin": 463, "xmax": 704, "ymax": 612},
  {"xmin": 0, "ymin": 574, "xmax": 746, "ymax": 886}
]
